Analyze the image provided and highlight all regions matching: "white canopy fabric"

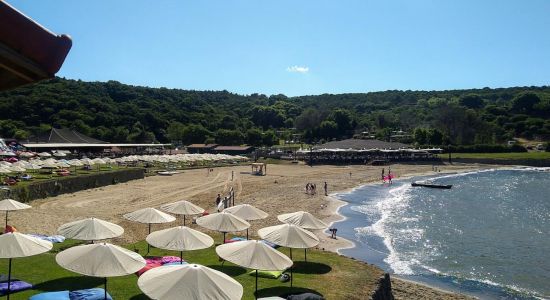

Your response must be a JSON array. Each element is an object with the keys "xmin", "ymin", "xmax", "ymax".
[
  {"xmin": 146, "ymin": 226, "xmax": 214, "ymax": 251},
  {"xmin": 215, "ymin": 240, "xmax": 292, "ymax": 271},
  {"xmin": 123, "ymin": 208, "xmax": 176, "ymax": 224},
  {"xmin": 57, "ymin": 217, "xmax": 124, "ymax": 241},
  {"xmin": 277, "ymin": 211, "xmax": 328, "ymax": 230},
  {"xmin": 258, "ymin": 223, "xmax": 319, "ymax": 249},
  {"xmin": 196, "ymin": 212, "xmax": 250, "ymax": 233},
  {"xmin": 56, "ymin": 243, "xmax": 146, "ymax": 277},
  {"xmin": 0, "ymin": 199, "xmax": 31, "ymax": 211},
  {"xmin": 138, "ymin": 264, "xmax": 243, "ymax": 300},
  {"xmin": 160, "ymin": 200, "xmax": 204, "ymax": 216},
  {"xmin": 223, "ymin": 204, "xmax": 268, "ymax": 221},
  {"xmin": 0, "ymin": 232, "xmax": 53, "ymax": 258}
]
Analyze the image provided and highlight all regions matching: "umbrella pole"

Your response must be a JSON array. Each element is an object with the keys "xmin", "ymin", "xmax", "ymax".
[
  {"xmin": 147, "ymin": 223, "xmax": 152, "ymax": 254},
  {"xmin": 104, "ymin": 277, "xmax": 107, "ymax": 300},
  {"xmin": 304, "ymin": 248, "xmax": 307, "ymax": 262},
  {"xmin": 183, "ymin": 215, "xmax": 186, "ymax": 226},
  {"xmin": 290, "ymin": 248, "xmax": 293, "ymax": 287},
  {"xmin": 255, "ymin": 269, "xmax": 258, "ymax": 299},
  {"xmin": 180, "ymin": 251, "xmax": 183, "ymax": 264},
  {"xmin": 7, "ymin": 258, "xmax": 11, "ymax": 300},
  {"xmin": 246, "ymin": 228, "xmax": 249, "ymax": 240},
  {"xmin": 223, "ymin": 232, "xmax": 226, "ymax": 244}
]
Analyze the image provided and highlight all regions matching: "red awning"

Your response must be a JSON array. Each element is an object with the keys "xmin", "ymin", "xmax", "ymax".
[{"xmin": 0, "ymin": 1, "xmax": 72, "ymax": 91}]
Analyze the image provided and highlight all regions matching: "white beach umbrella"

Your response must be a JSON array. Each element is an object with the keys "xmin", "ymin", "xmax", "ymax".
[
  {"xmin": 146, "ymin": 226, "xmax": 214, "ymax": 263},
  {"xmin": 277, "ymin": 211, "xmax": 328, "ymax": 230},
  {"xmin": 37, "ymin": 152, "xmax": 51, "ymax": 157},
  {"xmin": 258, "ymin": 224, "xmax": 319, "ymax": 249},
  {"xmin": 196, "ymin": 212, "xmax": 250, "ymax": 244},
  {"xmin": 216, "ymin": 240, "xmax": 292, "ymax": 294},
  {"xmin": 52, "ymin": 152, "xmax": 66, "ymax": 157},
  {"xmin": 138, "ymin": 264, "xmax": 243, "ymax": 300},
  {"xmin": 57, "ymin": 217, "xmax": 124, "ymax": 242},
  {"xmin": 40, "ymin": 162, "xmax": 58, "ymax": 169},
  {"xmin": 258, "ymin": 223, "xmax": 320, "ymax": 286},
  {"xmin": 123, "ymin": 208, "xmax": 176, "ymax": 253},
  {"xmin": 7, "ymin": 165, "xmax": 26, "ymax": 173},
  {"xmin": 0, "ymin": 167, "xmax": 11, "ymax": 174},
  {"xmin": 0, "ymin": 199, "xmax": 31, "ymax": 228},
  {"xmin": 0, "ymin": 232, "xmax": 53, "ymax": 299},
  {"xmin": 56, "ymin": 243, "xmax": 146, "ymax": 299},
  {"xmin": 160, "ymin": 200, "xmax": 204, "ymax": 226},
  {"xmin": 224, "ymin": 204, "xmax": 268, "ymax": 239}
]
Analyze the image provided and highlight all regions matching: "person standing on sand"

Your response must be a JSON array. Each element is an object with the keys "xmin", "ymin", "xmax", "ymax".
[
  {"xmin": 216, "ymin": 194, "xmax": 221, "ymax": 211},
  {"xmin": 381, "ymin": 168, "xmax": 385, "ymax": 181},
  {"xmin": 324, "ymin": 181, "xmax": 328, "ymax": 196}
]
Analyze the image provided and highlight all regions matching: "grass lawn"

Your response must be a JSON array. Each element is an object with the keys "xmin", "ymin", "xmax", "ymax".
[
  {"xmin": 439, "ymin": 152, "xmax": 550, "ymax": 160},
  {"xmin": 0, "ymin": 236, "xmax": 381, "ymax": 299}
]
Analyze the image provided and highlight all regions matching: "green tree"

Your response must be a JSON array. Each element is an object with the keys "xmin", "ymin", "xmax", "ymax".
[
  {"xmin": 246, "ymin": 128, "xmax": 263, "ymax": 146},
  {"xmin": 319, "ymin": 120, "xmax": 338, "ymax": 139},
  {"xmin": 459, "ymin": 94, "xmax": 484, "ymax": 109},
  {"xmin": 511, "ymin": 92, "xmax": 541, "ymax": 114},
  {"xmin": 215, "ymin": 129, "xmax": 243, "ymax": 145}
]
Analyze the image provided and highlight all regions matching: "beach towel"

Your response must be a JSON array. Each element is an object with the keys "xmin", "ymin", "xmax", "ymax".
[
  {"xmin": 28, "ymin": 234, "xmax": 66, "ymax": 243},
  {"xmin": 29, "ymin": 290, "xmax": 70, "ymax": 300},
  {"xmin": 0, "ymin": 280, "xmax": 32, "ymax": 296},
  {"xmin": 248, "ymin": 270, "xmax": 283, "ymax": 279},
  {"xmin": 69, "ymin": 288, "xmax": 112, "ymax": 300},
  {"xmin": 136, "ymin": 258, "xmax": 169, "ymax": 276},
  {"xmin": 225, "ymin": 236, "xmax": 246, "ymax": 243},
  {"xmin": 0, "ymin": 274, "xmax": 17, "ymax": 283},
  {"xmin": 161, "ymin": 256, "xmax": 183, "ymax": 264},
  {"xmin": 163, "ymin": 261, "xmax": 189, "ymax": 266}
]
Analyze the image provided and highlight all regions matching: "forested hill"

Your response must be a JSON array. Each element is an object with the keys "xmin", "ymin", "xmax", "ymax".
[{"xmin": 0, "ymin": 77, "xmax": 549, "ymax": 147}]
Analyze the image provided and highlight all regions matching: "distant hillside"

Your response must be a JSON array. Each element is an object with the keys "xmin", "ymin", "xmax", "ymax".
[{"xmin": 0, "ymin": 77, "xmax": 549, "ymax": 146}]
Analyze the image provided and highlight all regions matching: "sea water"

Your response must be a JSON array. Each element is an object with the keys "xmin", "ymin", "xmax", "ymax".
[{"xmin": 334, "ymin": 168, "xmax": 550, "ymax": 300}]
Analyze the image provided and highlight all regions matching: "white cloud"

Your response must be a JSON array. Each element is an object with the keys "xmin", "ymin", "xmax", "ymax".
[{"xmin": 286, "ymin": 66, "xmax": 309, "ymax": 73}]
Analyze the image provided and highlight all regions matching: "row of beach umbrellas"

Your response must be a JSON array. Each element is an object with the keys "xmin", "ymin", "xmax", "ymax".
[
  {"xmin": 0, "ymin": 197, "xmax": 329, "ymax": 299},
  {"xmin": 0, "ymin": 153, "xmax": 248, "ymax": 174}
]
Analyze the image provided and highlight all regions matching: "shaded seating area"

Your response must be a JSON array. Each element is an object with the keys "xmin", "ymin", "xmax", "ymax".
[{"xmin": 252, "ymin": 162, "xmax": 267, "ymax": 175}]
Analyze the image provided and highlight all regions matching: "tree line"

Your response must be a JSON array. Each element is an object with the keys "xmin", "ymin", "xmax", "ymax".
[{"xmin": 0, "ymin": 77, "xmax": 548, "ymax": 147}]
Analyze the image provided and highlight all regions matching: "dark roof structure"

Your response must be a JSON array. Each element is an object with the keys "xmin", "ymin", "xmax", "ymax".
[
  {"xmin": 314, "ymin": 139, "xmax": 410, "ymax": 150},
  {"xmin": 0, "ymin": 1, "xmax": 72, "ymax": 91},
  {"xmin": 27, "ymin": 128, "xmax": 107, "ymax": 144},
  {"xmin": 213, "ymin": 146, "xmax": 253, "ymax": 151},
  {"xmin": 187, "ymin": 144, "xmax": 218, "ymax": 149}
]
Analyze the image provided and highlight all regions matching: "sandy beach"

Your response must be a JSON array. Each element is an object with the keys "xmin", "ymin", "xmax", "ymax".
[{"xmin": 12, "ymin": 162, "xmax": 486, "ymax": 299}]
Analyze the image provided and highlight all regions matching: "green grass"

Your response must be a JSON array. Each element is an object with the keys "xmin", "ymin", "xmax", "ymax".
[
  {"xmin": 439, "ymin": 152, "xmax": 550, "ymax": 160},
  {"xmin": 0, "ymin": 236, "xmax": 381, "ymax": 299}
]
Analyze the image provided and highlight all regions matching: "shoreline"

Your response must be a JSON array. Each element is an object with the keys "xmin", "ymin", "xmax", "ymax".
[{"xmin": 317, "ymin": 165, "xmax": 516, "ymax": 299}]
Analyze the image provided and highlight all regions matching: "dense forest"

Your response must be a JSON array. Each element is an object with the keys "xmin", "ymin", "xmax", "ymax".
[{"xmin": 0, "ymin": 77, "xmax": 549, "ymax": 147}]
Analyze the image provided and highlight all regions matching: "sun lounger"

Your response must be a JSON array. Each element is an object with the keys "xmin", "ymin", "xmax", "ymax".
[
  {"xmin": 69, "ymin": 288, "xmax": 112, "ymax": 300},
  {"xmin": 260, "ymin": 239, "xmax": 280, "ymax": 248},
  {"xmin": 27, "ymin": 234, "xmax": 66, "ymax": 243},
  {"xmin": 248, "ymin": 270, "xmax": 283, "ymax": 279},
  {"xmin": 29, "ymin": 290, "xmax": 70, "ymax": 300},
  {"xmin": 137, "ymin": 256, "xmax": 185, "ymax": 276},
  {"xmin": 225, "ymin": 236, "xmax": 246, "ymax": 243},
  {"xmin": 0, "ymin": 280, "xmax": 33, "ymax": 296}
]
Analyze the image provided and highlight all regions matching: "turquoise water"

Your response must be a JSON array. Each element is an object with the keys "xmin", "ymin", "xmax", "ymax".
[{"xmin": 334, "ymin": 168, "xmax": 550, "ymax": 299}]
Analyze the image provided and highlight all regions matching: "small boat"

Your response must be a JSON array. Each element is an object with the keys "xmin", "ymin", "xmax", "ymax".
[
  {"xmin": 157, "ymin": 171, "xmax": 180, "ymax": 176},
  {"xmin": 411, "ymin": 182, "xmax": 452, "ymax": 189}
]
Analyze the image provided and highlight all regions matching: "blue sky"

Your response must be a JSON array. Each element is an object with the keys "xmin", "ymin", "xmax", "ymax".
[{"xmin": 9, "ymin": 0, "xmax": 550, "ymax": 96}]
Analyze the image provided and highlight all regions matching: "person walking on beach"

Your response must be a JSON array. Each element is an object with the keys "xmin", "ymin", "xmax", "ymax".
[
  {"xmin": 381, "ymin": 168, "xmax": 385, "ymax": 181},
  {"xmin": 216, "ymin": 194, "xmax": 221, "ymax": 211},
  {"xmin": 324, "ymin": 181, "xmax": 328, "ymax": 196}
]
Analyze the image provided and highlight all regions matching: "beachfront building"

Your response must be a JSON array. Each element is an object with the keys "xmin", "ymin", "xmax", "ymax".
[
  {"xmin": 186, "ymin": 144, "xmax": 219, "ymax": 154},
  {"xmin": 295, "ymin": 138, "xmax": 442, "ymax": 164},
  {"xmin": 21, "ymin": 128, "xmax": 170, "ymax": 156}
]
